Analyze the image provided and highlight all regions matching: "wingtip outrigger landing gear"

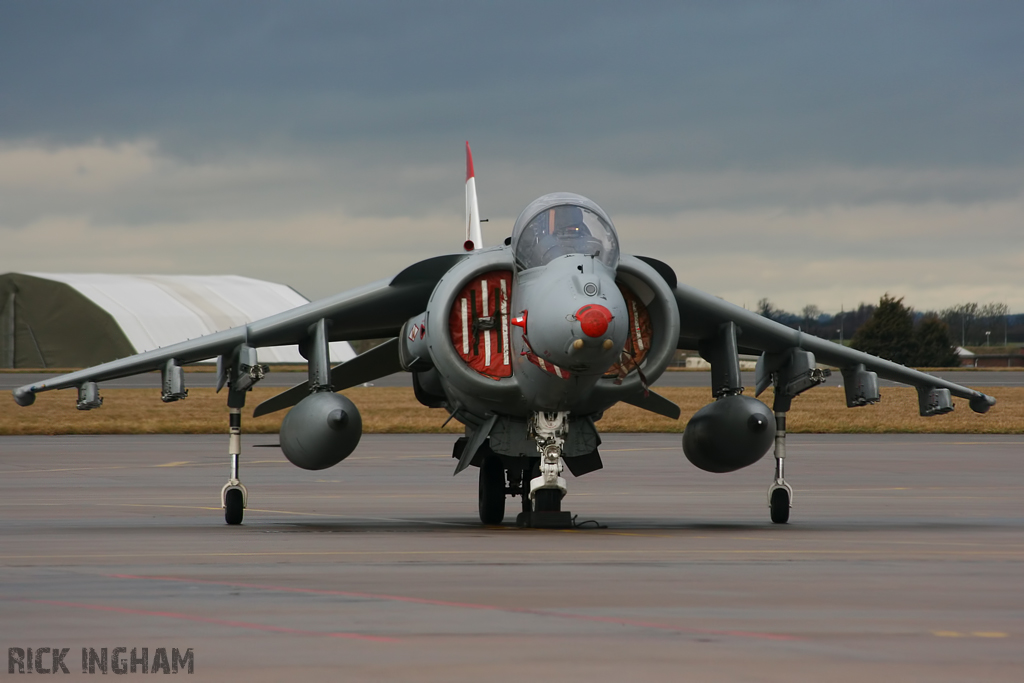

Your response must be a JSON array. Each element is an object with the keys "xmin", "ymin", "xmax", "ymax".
[
  {"xmin": 221, "ymin": 404, "xmax": 248, "ymax": 525},
  {"xmin": 758, "ymin": 347, "xmax": 828, "ymax": 525},
  {"xmin": 218, "ymin": 344, "xmax": 265, "ymax": 526},
  {"xmin": 767, "ymin": 409, "xmax": 792, "ymax": 524}
]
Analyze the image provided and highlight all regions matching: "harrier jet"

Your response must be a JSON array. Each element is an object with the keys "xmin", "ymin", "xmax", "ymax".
[{"xmin": 12, "ymin": 144, "xmax": 996, "ymax": 528}]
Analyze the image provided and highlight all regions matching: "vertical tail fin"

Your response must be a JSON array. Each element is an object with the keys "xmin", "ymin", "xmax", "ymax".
[{"xmin": 464, "ymin": 141, "xmax": 482, "ymax": 251}]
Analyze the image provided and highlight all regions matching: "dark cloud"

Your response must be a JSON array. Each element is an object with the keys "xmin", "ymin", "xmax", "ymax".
[
  {"xmin": 3, "ymin": 1, "xmax": 1023, "ymax": 172},
  {"xmin": 1, "ymin": 2, "xmax": 1022, "ymax": 309}
]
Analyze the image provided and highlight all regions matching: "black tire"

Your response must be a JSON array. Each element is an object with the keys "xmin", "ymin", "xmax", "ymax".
[
  {"xmin": 478, "ymin": 455, "xmax": 506, "ymax": 525},
  {"xmin": 534, "ymin": 488, "xmax": 562, "ymax": 513},
  {"xmin": 225, "ymin": 488, "xmax": 244, "ymax": 525},
  {"xmin": 769, "ymin": 487, "xmax": 790, "ymax": 524},
  {"xmin": 520, "ymin": 461, "xmax": 538, "ymax": 516}
]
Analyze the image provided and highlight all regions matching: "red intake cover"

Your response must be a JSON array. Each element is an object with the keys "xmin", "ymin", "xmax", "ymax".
[{"xmin": 449, "ymin": 270, "xmax": 514, "ymax": 379}]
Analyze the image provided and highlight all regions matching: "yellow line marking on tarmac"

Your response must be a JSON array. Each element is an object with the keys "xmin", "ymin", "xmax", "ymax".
[
  {"xmin": 1, "ymin": 460, "xmax": 264, "ymax": 474},
  {"xmin": 973, "ymin": 632, "xmax": 1008, "ymax": 638},
  {"xmin": 5, "ymin": 549, "xmax": 1023, "ymax": 561},
  {"xmin": 0, "ymin": 465, "xmax": 134, "ymax": 474},
  {"xmin": 342, "ymin": 455, "xmax": 453, "ymax": 461},
  {"xmin": 550, "ymin": 528, "xmax": 678, "ymax": 538},
  {"xmin": 244, "ymin": 507, "xmax": 472, "ymax": 526},
  {"xmin": 106, "ymin": 503, "xmax": 222, "ymax": 511},
  {"xmin": 815, "ymin": 487, "xmax": 914, "ymax": 491},
  {"xmin": 246, "ymin": 507, "xmax": 331, "ymax": 516},
  {"xmin": 822, "ymin": 538, "xmax": 1017, "ymax": 549},
  {"xmin": 932, "ymin": 631, "xmax": 1009, "ymax": 638}
]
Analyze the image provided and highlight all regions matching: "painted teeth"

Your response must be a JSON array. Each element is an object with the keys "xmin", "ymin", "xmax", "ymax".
[
  {"xmin": 573, "ymin": 339, "xmax": 584, "ymax": 350},
  {"xmin": 602, "ymin": 339, "xmax": 614, "ymax": 350}
]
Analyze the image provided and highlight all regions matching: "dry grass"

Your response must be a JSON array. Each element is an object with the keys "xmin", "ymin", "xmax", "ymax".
[
  {"xmin": 597, "ymin": 387, "xmax": 1023, "ymax": 434},
  {"xmin": 0, "ymin": 387, "xmax": 460, "ymax": 436},
  {"xmin": 1, "ymin": 385, "xmax": 1018, "ymax": 435}
]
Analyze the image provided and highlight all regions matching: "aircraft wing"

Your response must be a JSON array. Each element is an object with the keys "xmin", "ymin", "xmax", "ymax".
[
  {"xmin": 12, "ymin": 254, "xmax": 465, "ymax": 406},
  {"xmin": 670, "ymin": 278, "xmax": 996, "ymax": 413}
]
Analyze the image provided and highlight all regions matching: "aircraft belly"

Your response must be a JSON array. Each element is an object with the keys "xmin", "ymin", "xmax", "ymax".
[{"xmin": 488, "ymin": 414, "xmax": 600, "ymax": 459}]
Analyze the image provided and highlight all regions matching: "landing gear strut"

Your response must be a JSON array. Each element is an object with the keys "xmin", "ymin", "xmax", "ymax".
[
  {"xmin": 768, "ymin": 403, "xmax": 792, "ymax": 525},
  {"xmin": 758, "ymin": 347, "xmax": 831, "ymax": 524},
  {"xmin": 221, "ymin": 393, "xmax": 248, "ymax": 525}
]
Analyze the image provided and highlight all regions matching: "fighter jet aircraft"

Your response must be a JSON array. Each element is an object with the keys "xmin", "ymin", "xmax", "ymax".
[{"xmin": 12, "ymin": 143, "xmax": 996, "ymax": 528}]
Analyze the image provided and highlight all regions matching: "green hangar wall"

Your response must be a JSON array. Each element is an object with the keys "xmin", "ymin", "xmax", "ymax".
[
  {"xmin": 0, "ymin": 273, "xmax": 136, "ymax": 368},
  {"xmin": 0, "ymin": 273, "xmax": 356, "ymax": 369}
]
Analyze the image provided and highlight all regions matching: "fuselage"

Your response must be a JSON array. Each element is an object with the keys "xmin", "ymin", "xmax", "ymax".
[
  {"xmin": 411, "ymin": 192, "xmax": 681, "ymax": 424},
  {"xmin": 510, "ymin": 253, "xmax": 628, "ymax": 411}
]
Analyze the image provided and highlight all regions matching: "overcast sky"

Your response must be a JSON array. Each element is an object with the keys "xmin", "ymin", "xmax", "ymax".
[{"xmin": 2, "ymin": 1, "xmax": 1022, "ymax": 315}]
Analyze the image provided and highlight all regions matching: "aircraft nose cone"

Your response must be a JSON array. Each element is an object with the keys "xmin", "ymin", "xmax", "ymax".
[{"xmin": 576, "ymin": 304, "xmax": 613, "ymax": 338}]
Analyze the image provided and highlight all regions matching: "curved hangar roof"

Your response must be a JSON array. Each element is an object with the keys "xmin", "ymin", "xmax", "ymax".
[{"xmin": 0, "ymin": 272, "xmax": 356, "ymax": 368}]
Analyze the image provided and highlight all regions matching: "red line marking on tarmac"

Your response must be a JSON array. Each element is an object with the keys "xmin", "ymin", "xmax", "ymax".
[
  {"xmin": 13, "ymin": 598, "xmax": 396, "ymax": 642},
  {"xmin": 107, "ymin": 574, "xmax": 800, "ymax": 642}
]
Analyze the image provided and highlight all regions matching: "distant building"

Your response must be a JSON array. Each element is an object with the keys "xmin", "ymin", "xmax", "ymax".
[
  {"xmin": 685, "ymin": 355, "xmax": 758, "ymax": 370},
  {"xmin": 0, "ymin": 273, "xmax": 355, "ymax": 368},
  {"xmin": 954, "ymin": 347, "xmax": 976, "ymax": 366},
  {"xmin": 956, "ymin": 345, "xmax": 1024, "ymax": 368}
]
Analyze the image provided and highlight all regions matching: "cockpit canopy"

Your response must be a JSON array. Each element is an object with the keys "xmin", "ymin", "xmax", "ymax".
[{"xmin": 511, "ymin": 193, "xmax": 620, "ymax": 271}]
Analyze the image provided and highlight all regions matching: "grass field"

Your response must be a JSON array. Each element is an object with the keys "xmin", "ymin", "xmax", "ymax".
[{"xmin": 1, "ymin": 385, "xmax": 1018, "ymax": 435}]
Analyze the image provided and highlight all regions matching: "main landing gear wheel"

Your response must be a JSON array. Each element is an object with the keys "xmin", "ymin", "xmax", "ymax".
[
  {"xmin": 224, "ymin": 488, "xmax": 244, "ymax": 525},
  {"xmin": 769, "ymin": 487, "xmax": 790, "ymax": 524},
  {"xmin": 478, "ymin": 455, "xmax": 506, "ymax": 525}
]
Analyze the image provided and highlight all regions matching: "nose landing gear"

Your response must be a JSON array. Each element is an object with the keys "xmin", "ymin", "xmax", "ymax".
[{"xmin": 516, "ymin": 411, "xmax": 573, "ymax": 528}]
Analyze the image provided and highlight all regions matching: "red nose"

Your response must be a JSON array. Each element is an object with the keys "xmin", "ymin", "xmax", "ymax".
[{"xmin": 576, "ymin": 304, "xmax": 613, "ymax": 338}]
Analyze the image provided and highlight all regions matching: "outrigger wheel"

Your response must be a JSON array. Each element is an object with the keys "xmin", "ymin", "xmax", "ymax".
[
  {"xmin": 478, "ymin": 454, "xmax": 506, "ymax": 525},
  {"xmin": 769, "ymin": 487, "xmax": 790, "ymax": 524},
  {"xmin": 224, "ymin": 488, "xmax": 244, "ymax": 525}
]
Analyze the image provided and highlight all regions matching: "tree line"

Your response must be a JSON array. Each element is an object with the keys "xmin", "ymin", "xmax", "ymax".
[{"xmin": 756, "ymin": 296, "xmax": 1019, "ymax": 367}]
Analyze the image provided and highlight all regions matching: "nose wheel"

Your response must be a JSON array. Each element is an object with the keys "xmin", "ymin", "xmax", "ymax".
[{"xmin": 533, "ymin": 488, "xmax": 564, "ymax": 512}]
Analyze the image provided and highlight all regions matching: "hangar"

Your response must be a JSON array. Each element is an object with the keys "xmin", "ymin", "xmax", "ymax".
[{"xmin": 0, "ymin": 272, "xmax": 355, "ymax": 368}]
